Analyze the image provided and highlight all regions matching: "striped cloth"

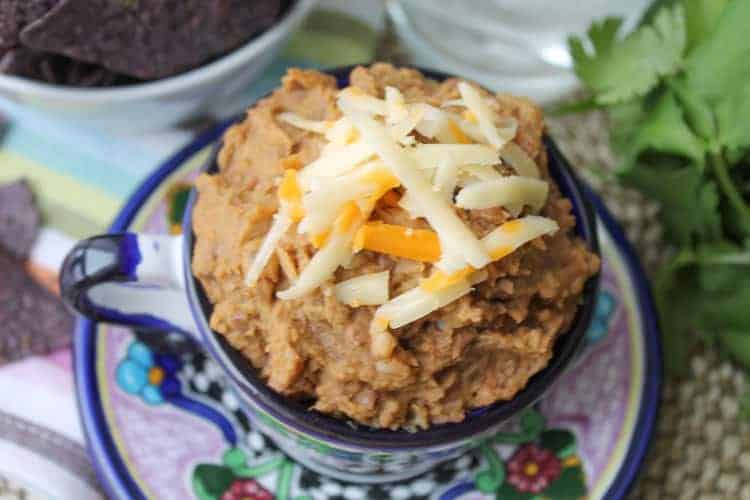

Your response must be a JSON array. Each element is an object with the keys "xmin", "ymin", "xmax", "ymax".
[{"xmin": 0, "ymin": 5, "xmax": 381, "ymax": 498}]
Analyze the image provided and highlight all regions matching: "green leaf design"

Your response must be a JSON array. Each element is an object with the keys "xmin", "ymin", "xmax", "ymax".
[
  {"xmin": 475, "ymin": 443, "xmax": 505, "ymax": 493},
  {"xmin": 494, "ymin": 482, "xmax": 534, "ymax": 500},
  {"xmin": 540, "ymin": 466, "xmax": 587, "ymax": 499},
  {"xmin": 192, "ymin": 464, "xmax": 235, "ymax": 500},
  {"xmin": 222, "ymin": 447, "xmax": 246, "ymax": 469},
  {"xmin": 492, "ymin": 409, "xmax": 546, "ymax": 445},
  {"xmin": 168, "ymin": 185, "xmax": 191, "ymax": 227},
  {"xmin": 539, "ymin": 430, "xmax": 577, "ymax": 459},
  {"xmin": 519, "ymin": 409, "xmax": 546, "ymax": 437}
]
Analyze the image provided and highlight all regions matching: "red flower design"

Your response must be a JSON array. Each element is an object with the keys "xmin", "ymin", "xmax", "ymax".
[
  {"xmin": 220, "ymin": 478, "xmax": 273, "ymax": 500},
  {"xmin": 506, "ymin": 443, "xmax": 562, "ymax": 493}
]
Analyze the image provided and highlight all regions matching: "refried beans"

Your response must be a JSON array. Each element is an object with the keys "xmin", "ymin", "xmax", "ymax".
[{"xmin": 191, "ymin": 64, "xmax": 600, "ymax": 430}]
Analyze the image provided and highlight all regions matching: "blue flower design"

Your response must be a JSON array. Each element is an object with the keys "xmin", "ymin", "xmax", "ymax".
[
  {"xmin": 585, "ymin": 290, "xmax": 617, "ymax": 343},
  {"xmin": 116, "ymin": 341, "xmax": 182, "ymax": 405}
]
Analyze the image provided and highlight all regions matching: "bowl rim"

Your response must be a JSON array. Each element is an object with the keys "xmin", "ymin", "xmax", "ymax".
[
  {"xmin": 182, "ymin": 65, "xmax": 601, "ymax": 451},
  {"xmin": 0, "ymin": 0, "xmax": 316, "ymax": 102}
]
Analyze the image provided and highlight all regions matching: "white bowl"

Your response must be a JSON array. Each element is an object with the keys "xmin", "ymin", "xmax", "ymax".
[
  {"xmin": 0, "ymin": 0, "xmax": 316, "ymax": 131},
  {"xmin": 386, "ymin": 0, "xmax": 650, "ymax": 104}
]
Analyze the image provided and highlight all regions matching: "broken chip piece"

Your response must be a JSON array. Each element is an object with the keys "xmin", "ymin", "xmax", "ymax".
[
  {"xmin": 0, "ymin": 249, "xmax": 73, "ymax": 365},
  {"xmin": 0, "ymin": 180, "xmax": 41, "ymax": 260}
]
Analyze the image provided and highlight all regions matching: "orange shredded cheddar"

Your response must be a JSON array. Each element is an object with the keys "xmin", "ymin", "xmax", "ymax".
[
  {"xmin": 447, "ymin": 119, "xmax": 472, "ymax": 144},
  {"xmin": 354, "ymin": 222, "xmax": 441, "ymax": 262},
  {"xmin": 334, "ymin": 201, "xmax": 362, "ymax": 234},
  {"xmin": 420, "ymin": 268, "xmax": 474, "ymax": 292},
  {"xmin": 278, "ymin": 169, "xmax": 305, "ymax": 221},
  {"xmin": 361, "ymin": 170, "xmax": 401, "ymax": 212},
  {"xmin": 278, "ymin": 169, "xmax": 301, "ymax": 203}
]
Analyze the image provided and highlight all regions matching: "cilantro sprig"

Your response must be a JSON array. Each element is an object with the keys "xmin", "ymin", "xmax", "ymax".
[{"xmin": 568, "ymin": 0, "xmax": 750, "ymax": 375}]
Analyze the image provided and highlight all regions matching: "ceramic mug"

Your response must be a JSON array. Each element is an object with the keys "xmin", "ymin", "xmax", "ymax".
[{"xmin": 60, "ymin": 67, "xmax": 600, "ymax": 484}]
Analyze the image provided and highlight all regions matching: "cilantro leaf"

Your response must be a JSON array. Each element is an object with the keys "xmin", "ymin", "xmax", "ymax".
[
  {"xmin": 623, "ymin": 90, "xmax": 706, "ymax": 167},
  {"xmin": 683, "ymin": 0, "xmax": 750, "ymax": 102},
  {"xmin": 615, "ymin": 90, "xmax": 718, "ymax": 245},
  {"xmin": 568, "ymin": 4, "xmax": 687, "ymax": 104},
  {"xmin": 657, "ymin": 242, "xmax": 750, "ymax": 372},
  {"xmin": 683, "ymin": 0, "xmax": 730, "ymax": 49},
  {"xmin": 623, "ymin": 163, "xmax": 721, "ymax": 246},
  {"xmin": 715, "ymin": 84, "xmax": 750, "ymax": 164}
]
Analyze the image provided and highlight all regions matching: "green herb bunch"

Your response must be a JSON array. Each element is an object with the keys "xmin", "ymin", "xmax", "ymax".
[{"xmin": 567, "ymin": 0, "xmax": 750, "ymax": 379}]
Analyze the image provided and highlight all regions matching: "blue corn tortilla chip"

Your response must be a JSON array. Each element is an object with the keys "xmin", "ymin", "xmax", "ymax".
[
  {"xmin": 0, "ymin": 180, "xmax": 41, "ymax": 259},
  {"xmin": 0, "ymin": 47, "xmax": 122, "ymax": 86},
  {"xmin": 20, "ymin": 0, "xmax": 282, "ymax": 80},
  {"xmin": 0, "ymin": 249, "xmax": 73, "ymax": 364},
  {"xmin": 0, "ymin": 0, "xmax": 59, "ymax": 51}
]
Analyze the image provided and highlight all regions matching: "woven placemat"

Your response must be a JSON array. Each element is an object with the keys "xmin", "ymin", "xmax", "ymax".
[{"xmin": 546, "ymin": 112, "xmax": 750, "ymax": 500}]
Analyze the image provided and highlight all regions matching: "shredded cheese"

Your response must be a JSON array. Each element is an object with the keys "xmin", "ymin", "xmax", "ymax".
[
  {"xmin": 277, "ymin": 112, "xmax": 332, "ymax": 134},
  {"xmin": 334, "ymin": 271, "xmax": 390, "ymax": 306},
  {"xmin": 353, "ymin": 222, "xmax": 441, "ymax": 262},
  {"xmin": 338, "ymin": 87, "xmax": 387, "ymax": 115},
  {"xmin": 278, "ymin": 169, "xmax": 305, "ymax": 221},
  {"xmin": 298, "ymin": 142, "xmax": 373, "ymax": 185},
  {"xmin": 245, "ymin": 213, "xmax": 292, "ymax": 286},
  {"xmin": 500, "ymin": 141, "xmax": 540, "ymax": 178},
  {"xmin": 385, "ymin": 86, "xmax": 408, "ymax": 124},
  {"xmin": 338, "ymin": 96, "xmax": 491, "ymax": 269},
  {"xmin": 249, "ymin": 77, "xmax": 554, "ymax": 336},
  {"xmin": 410, "ymin": 144, "xmax": 499, "ymax": 170},
  {"xmin": 457, "ymin": 81, "xmax": 515, "ymax": 150},
  {"xmin": 374, "ymin": 270, "xmax": 486, "ymax": 329},
  {"xmin": 276, "ymin": 230, "xmax": 355, "ymax": 300},
  {"xmin": 455, "ymin": 176, "xmax": 549, "ymax": 213},
  {"xmin": 435, "ymin": 215, "xmax": 559, "ymax": 280}
]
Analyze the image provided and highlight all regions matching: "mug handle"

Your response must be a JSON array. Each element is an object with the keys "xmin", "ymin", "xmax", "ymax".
[{"xmin": 59, "ymin": 232, "xmax": 200, "ymax": 340}]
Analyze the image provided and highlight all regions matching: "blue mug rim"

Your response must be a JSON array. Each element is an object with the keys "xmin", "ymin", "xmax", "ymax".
[{"xmin": 182, "ymin": 65, "xmax": 601, "ymax": 450}]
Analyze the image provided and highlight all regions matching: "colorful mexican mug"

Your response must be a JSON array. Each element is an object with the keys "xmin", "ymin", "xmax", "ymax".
[{"xmin": 60, "ymin": 67, "xmax": 600, "ymax": 484}]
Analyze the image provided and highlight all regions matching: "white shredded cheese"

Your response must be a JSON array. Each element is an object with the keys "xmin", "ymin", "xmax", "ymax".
[
  {"xmin": 339, "ymin": 96, "xmax": 491, "ymax": 269},
  {"xmin": 390, "ymin": 104, "xmax": 425, "ymax": 144},
  {"xmin": 297, "ymin": 142, "xmax": 373, "ymax": 185},
  {"xmin": 455, "ymin": 176, "xmax": 549, "ymax": 213},
  {"xmin": 276, "ymin": 231, "xmax": 354, "ymax": 300},
  {"xmin": 299, "ymin": 162, "xmax": 393, "ymax": 235},
  {"xmin": 436, "ymin": 215, "xmax": 559, "ymax": 273},
  {"xmin": 374, "ymin": 270, "xmax": 486, "ymax": 329},
  {"xmin": 398, "ymin": 191, "xmax": 425, "ymax": 219},
  {"xmin": 385, "ymin": 86, "xmax": 408, "ymax": 124},
  {"xmin": 460, "ymin": 164, "xmax": 505, "ymax": 182},
  {"xmin": 334, "ymin": 271, "xmax": 390, "ymax": 306},
  {"xmin": 338, "ymin": 88, "xmax": 387, "ymax": 115},
  {"xmin": 245, "ymin": 213, "xmax": 292, "ymax": 286},
  {"xmin": 440, "ymin": 99, "xmax": 465, "ymax": 108},
  {"xmin": 410, "ymin": 144, "xmax": 498, "ymax": 170},
  {"xmin": 433, "ymin": 163, "xmax": 460, "ymax": 200},
  {"xmin": 325, "ymin": 117, "xmax": 357, "ymax": 144},
  {"xmin": 457, "ymin": 81, "xmax": 515, "ymax": 149},
  {"xmin": 481, "ymin": 216, "xmax": 559, "ymax": 259},
  {"xmin": 277, "ymin": 112, "xmax": 331, "ymax": 134},
  {"xmin": 500, "ymin": 141, "xmax": 540, "ymax": 178}
]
